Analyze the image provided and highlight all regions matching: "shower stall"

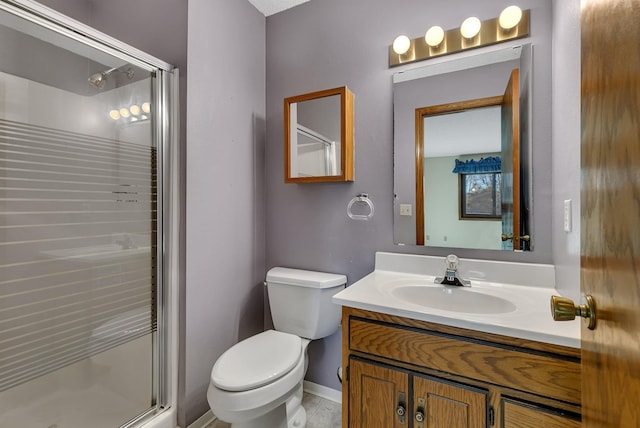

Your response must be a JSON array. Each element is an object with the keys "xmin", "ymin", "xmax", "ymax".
[{"xmin": 0, "ymin": 1, "xmax": 178, "ymax": 427}]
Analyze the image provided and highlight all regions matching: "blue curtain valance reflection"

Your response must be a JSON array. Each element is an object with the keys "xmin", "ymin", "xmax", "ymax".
[{"xmin": 452, "ymin": 156, "xmax": 501, "ymax": 174}]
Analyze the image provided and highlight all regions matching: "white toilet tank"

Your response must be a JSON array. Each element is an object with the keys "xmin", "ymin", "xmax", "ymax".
[{"xmin": 266, "ymin": 267, "xmax": 346, "ymax": 340}]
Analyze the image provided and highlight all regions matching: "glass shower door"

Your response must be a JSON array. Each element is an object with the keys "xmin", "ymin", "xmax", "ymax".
[{"xmin": 0, "ymin": 5, "xmax": 164, "ymax": 427}]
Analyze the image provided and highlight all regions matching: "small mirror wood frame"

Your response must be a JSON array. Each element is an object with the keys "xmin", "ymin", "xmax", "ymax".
[{"xmin": 284, "ymin": 86, "xmax": 354, "ymax": 183}]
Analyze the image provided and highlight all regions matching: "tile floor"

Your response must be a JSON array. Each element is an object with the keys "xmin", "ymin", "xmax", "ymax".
[{"xmin": 206, "ymin": 392, "xmax": 341, "ymax": 428}]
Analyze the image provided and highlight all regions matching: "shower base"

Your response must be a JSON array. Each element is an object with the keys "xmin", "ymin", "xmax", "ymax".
[{"xmin": 0, "ymin": 336, "xmax": 152, "ymax": 428}]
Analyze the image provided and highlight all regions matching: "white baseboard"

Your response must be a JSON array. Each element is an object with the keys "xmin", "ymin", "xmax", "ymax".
[
  {"xmin": 303, "ymin": 381, "xmax": 342, "ymax": 404},
  {"xmin": 187, "ymin": 382, "xmax": 341, "ymax": 428},
  {"xmin": 187, "ymin": 409, "xmax": 215, "ymax": 428}
]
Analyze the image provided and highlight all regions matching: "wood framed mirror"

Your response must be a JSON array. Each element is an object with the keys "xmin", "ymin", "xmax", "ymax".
[
  {"xmin": 284, "ymin": 86, "xmax": 354, "ymax": 183},
  {"xmin": 393, "ymin": 43, "xmax": 533, "ymax": 252}
]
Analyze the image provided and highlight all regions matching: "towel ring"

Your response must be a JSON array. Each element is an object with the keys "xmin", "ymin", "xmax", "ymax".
[{"xmin": 347, "ymin": 193, "xmax": 374, "ymax": 221}]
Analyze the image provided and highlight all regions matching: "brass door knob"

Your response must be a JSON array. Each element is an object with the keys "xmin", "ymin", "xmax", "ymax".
[
  {"xmin": 550, "ymin": 295, "xmax": 596, "ymax": 330},
  {"xmin": 501, "ymin": 234, "xmax": 531, "ymax": 242}
]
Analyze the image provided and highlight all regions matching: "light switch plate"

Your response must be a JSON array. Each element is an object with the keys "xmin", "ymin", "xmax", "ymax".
[
  {"xmin": 400, "ymin": 204, "xmax": 413, "ymax": 216},
  {"xmin": 563, "ymin": 199, "xmax": 572, "ymax": 232}
]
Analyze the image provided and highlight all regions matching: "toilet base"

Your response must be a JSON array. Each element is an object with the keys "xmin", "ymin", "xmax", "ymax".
[
  {"xmin": 229, "ymin": 403, "xmax": 287, "ymax": 428},
  {"xmin": 227, "ymin": 404, "xmax": 306, "ymax": 428},
  {"xmin": 227, "ymin": 384, "xmax": 306, "ymax": 428},
  {"xmin": 286, "ymin": 384, "xmax": 306, "ymax": 428},
  {"xmin": 287, "ymin": 405, "xmax": 306, "ymax": 428}
]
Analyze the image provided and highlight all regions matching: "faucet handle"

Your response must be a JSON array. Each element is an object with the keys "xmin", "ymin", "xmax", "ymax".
[
  {"xmin": 435, "ymin": 255, "xmax": 470, "ymax": 286},
  {"xmin": 445, "ymin": 254, "xmax": 460, "ymax": 270}
]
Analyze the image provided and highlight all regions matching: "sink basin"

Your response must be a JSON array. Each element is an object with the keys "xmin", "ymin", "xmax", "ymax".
[
  {"xmin": 390, "ymin": 285, "xmax": 517, "ymax": 314},
  {"xmin": 331, "ymin": 253, "xmax": 580, "ymax": 348}
]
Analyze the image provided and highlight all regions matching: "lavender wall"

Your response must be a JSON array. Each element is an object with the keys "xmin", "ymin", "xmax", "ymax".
[
  {"xmin": 34, "ymin": 0, "xmax": 91, "ymax": 23},
  {"xmin": 551, "ymin": 0, "xmax": 581, "ymax": 301},
  {"xmin": 265, "ymin": 0, "xmax": 555, "ymax": 392},
  {"xmin": 186, "ymin": 0, "xmax": 266, "ymax": 425}
]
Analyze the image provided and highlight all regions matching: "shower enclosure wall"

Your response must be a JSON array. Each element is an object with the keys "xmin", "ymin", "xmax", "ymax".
[{"xmin": 0, "ymin": 1, "xmax": 178, "ymax": 427}]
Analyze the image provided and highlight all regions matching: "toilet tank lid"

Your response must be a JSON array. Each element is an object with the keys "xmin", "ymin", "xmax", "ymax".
[{"xmin": 267, "ymin": 267, "xmax": 347, "ymax": 288}]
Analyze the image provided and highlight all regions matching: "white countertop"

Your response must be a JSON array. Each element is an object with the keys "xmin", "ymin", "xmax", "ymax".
[{"xmin": 332, "ymin": 253, "xmax": 581, "ymax": 348}]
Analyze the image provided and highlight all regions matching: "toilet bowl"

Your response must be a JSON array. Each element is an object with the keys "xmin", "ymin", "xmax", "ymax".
[
  {"xmin": 207, "ymin": 331, "xmax": 309, "ymax": 428},
  {"xmin": 207, "ymin": 267, "xmax": 346, "ymax": 428}
]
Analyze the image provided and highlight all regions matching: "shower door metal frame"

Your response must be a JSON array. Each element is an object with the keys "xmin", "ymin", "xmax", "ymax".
[{"xmin": 0, "ymin": 1, "xmax": 180, "ymax": 426}]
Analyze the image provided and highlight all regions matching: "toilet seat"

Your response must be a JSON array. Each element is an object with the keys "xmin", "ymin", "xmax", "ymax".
[{"xmin": 211, "ymin": 330, "xmax": 302, "ymax": 392}]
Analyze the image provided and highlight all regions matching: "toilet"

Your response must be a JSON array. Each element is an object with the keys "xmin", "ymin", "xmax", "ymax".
[{"xmin": 207, "ymin": 267, "xmax": 347, "ymax": 428}]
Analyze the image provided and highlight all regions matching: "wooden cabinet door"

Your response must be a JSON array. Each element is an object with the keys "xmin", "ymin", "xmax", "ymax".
[
  {"xmin": 349, "ymin": 358, "xmax": 409, "ymax": 428},
  {"xmin": 413, "ymin": 375, "xmax": 487, "ymax": 428},
  {"xmin": 502, "ymin": 399, "xmax": 580, "ymax": 428}
]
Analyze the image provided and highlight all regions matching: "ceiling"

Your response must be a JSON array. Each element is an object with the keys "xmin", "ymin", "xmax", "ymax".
[{"xmin": 247, "ymin": 0, "xmax": 310, "ymax": 16}]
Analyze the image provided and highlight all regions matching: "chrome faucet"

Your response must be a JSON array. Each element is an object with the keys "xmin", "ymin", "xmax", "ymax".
[{"xmin": 435, "ymin": 255, "xmax": 471, "ymax": 287}]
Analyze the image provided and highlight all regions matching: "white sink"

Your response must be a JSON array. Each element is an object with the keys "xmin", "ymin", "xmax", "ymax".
[
  {"xmin": 390, "ymin": 284, "xmax": 517, "ymax": 314},
  {"xmin": 332, "ymin": 252, "xmax": 581, "ymax": 348}
]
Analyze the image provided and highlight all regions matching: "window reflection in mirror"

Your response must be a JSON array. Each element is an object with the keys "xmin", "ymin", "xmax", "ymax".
[
  {"xmin": 460, "ymin": 171, "xmax": 502, "ymax": 219},
  {"xmin": 393, "ymin": 44, "xmax": 531, "ymax": 251}
]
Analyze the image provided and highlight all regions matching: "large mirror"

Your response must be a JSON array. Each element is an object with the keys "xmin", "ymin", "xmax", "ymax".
[
  {"xmin": 393, "ymin": 44, "xmax": 532, "ymax": 251},
  {"xmin": 284, "ymin": 86, "xmax": 354, "ymax": 183}
]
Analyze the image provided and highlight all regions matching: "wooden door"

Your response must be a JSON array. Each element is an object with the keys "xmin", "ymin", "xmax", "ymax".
[
  {"xmin": 348, "ymin": 358, "xmax": 409, "ymax": 428},
  {"xmin": 500, "ymin": 68, "xmax": 520, "ymax": 250},
  {"xmin": 413, "ymin": 375, "xmax": 487, "ymax": 428},
  {"xmin": 581, "ymin": 0, "xmax": 640, "ymax": 426}
]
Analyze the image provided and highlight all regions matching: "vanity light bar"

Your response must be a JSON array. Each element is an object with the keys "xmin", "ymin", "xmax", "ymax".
[
  {"xmin": 389, "ymin": 8, "xmax": 529, "ymax": 67},
  {"xmin": 109, "ymin": 102, "xmax": 151, "ymax": 123}
]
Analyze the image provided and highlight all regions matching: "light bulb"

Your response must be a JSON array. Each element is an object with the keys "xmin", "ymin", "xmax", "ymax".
[
  {"xmin": 499, "ymin": 6, "xmax": 522, "ymax": 30},
  {"xmin": 109, "ymin": 110, "xmax": 120, "ymax": 120},
  {"xmin": 425, "ymin": 26, "xmax": 445, "ymax": 47},
  {"xmin": 392, "ymin": 35, "xmax": 411, "ymax": 55},
  {"xmin": 142, "ymin": 102, "xmax": 151, "ymax": 113},
  {"xmin": 129, "ymin": 104, "xmax": 141, "ymax": 116},
  {"xmin": 460, "ymin": 17, "xmax": 481, "ymax": 39},
  {"xmin": 119, "ymin": 107, "xmax": 130, "ymax": 118}
]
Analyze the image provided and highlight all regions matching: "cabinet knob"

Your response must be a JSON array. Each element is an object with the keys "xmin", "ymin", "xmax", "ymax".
[
  {"xmin": 550, "ymin": 294, "xmax": 596, "ymax": 330},
  {"xmin": 396, "ymin": 392, "xmax": 406, "ymax": 423},
  {"xmin": 415, "ymin": 410, "xmax": 425, "ymax": 422}
]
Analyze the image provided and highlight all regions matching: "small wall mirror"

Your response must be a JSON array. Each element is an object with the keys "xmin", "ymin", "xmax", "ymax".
[
  {"xmin": 285, "ymin": 86, "xmax": 354, "ymax": 183},
  {"xmin": 393, "ymin": 44, "xmax": 532, "ymax": 251}
]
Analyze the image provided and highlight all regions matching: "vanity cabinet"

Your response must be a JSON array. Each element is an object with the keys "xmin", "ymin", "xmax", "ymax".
[
  {"xmin": 348, "ymin": 358, "xmax": 407, "ymax": 427},
  {"xmin": 341, "ymin": 307, "xmax": 581, "ymax": 427},
  {"xmin": 350, "ymin": 357, "xmax": 486, "ymax": 427}
]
